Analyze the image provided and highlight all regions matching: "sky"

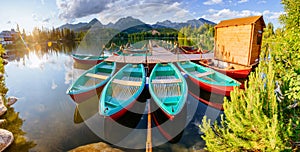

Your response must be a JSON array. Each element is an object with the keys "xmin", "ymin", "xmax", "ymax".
[{"xmin": 0, "ymin": 0, "xmax": 284, "ymax": 33}]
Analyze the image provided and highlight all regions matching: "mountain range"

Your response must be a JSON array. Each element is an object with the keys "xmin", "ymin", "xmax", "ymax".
[{"xmin": 59, "ymin": 16, "xmax": 216, "ymax": 33}]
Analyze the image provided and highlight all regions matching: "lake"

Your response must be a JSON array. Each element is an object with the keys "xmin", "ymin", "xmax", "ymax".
[{"xmin": 4, "ymin": 48, "xmax": 224, "ymax": 151}]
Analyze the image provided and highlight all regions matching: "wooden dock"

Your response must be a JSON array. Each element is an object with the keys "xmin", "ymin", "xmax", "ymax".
[{"xmin": 104, "ymin": 46, "xmax": 213, "ymax": 64}]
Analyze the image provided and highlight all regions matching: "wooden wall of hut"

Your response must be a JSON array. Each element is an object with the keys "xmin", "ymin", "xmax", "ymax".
[{"xmin": 214, "ymin": 16, "xmax": 266, "ymax": 66}]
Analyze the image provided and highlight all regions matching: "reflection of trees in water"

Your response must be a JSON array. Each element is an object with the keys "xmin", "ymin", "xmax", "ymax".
[{"xmin": 1, "ymin": 107, "xmax": 36, "ymax": 151}]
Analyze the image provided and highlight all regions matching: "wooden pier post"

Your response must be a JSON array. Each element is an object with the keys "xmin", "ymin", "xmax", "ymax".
[{"xmin": 146, "ymin": 101, "xmax": 152, "ymax": 152}]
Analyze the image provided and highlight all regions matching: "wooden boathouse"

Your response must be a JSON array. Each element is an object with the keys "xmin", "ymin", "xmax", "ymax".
[{"xmin": 214, "ymin": 16, "xmax": 266, "ymax": 66}]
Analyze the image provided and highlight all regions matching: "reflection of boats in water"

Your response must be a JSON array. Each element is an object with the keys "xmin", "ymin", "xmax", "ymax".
[
  {"xmin": 100, "ymin": 64, "xmax": 146, "ymax": 120},
  {"xmin": 73, "ymin": 95, "xmax": 99, "ymax": 124},
  {"xmin": 103, "ymin": 98, "xmax": 146, "ymax": 144},
  {"xmin": 151, "ymin": 99, "xmax": 187, "ymax": 143},
  {"xmin": 66, "ymin": 62, "xmax": 116, "ymax": 103},
  {"xmin": 186, "ymin": 77, "xmax": 228, "ymax": 111}
]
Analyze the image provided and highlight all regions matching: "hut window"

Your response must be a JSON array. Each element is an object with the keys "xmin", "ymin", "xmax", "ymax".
[{"xmin": 257, "ymin": 30, "xmax": 262, "ymax": 45}]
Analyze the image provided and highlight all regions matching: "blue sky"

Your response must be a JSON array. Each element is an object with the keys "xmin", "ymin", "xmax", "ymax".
[{"xmin": 0, "ymin": 0, "xmax": 284, "ymax": 32}]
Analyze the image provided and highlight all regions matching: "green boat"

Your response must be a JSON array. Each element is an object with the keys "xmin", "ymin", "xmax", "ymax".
[
  {"xmin": 99, "ymin": 64, "xmax": 146, "ymax": 120},
  {"xmin": 177, "ymin": 61, "xmax": 240, "ymax": 96},
  {"xmin": 72, "ymin": 54, "xmax": 109, "ymax": 65},
  {"xmin": 149, "ymin": 63, "xmax": 188, "ymax": 119},
  {"xmin": 66, "ymin": 61, "xmax": 116, "ymax": 103}
]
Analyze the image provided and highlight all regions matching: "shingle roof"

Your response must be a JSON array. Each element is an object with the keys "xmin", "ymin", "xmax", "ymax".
[{"xmin": 215, "ymin": 16, "xmax": 265, "ymax": 28}]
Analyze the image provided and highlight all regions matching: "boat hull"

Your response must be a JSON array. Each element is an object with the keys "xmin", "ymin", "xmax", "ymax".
[
  {"xmin": 199, "ymin": 60, "xmax": 252, "ymax": 79},
  {"xmin": 100, "ymin": 64, "xmax": 146, "ymax": 120},
  {"xmin": 148, "ymin": 63, "xmax": 188, "ymax": 118},
  {"xmin": 189, "ymin": 76, "xmax": 234, "ymax": 96},
  {"xmin": 67, "ymin": 62, "xmax": 116, "ymax": 103},
  {"xmin": 73, "ymin": 57, "xmax": 104, "ymax": 65},
  {"xmin": 72, "ymin": 54, "xmax": 108, "ymax": 65},
  {"xmin": 69, "ymin": 86, "xmax": 103, "ymax": 103},
  {"xmin": 108, "ymin": 99, "xmax": 137, "ymax": 120}
]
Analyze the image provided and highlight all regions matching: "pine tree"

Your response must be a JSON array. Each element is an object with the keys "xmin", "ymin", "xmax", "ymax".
[
  {"xmin": 200, "ymin": 1, "xmax": 300, "ymax": 150},
  {"xmin": 200, "ymin": 50, "xmax": 288, "ymax": 151},
  {"xmin": 272, "ymin": 0, "xmax": 300, "ymax": 147}
]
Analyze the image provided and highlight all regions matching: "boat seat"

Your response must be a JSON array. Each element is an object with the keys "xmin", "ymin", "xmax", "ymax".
[
  {"xmin": 152, "ymin": 79, "xmax": 182, "ymax": 84},
  {"xmin": 163, "ymin": 96, "xmax": 179, "ymax": 105},
  {"xmin": 86, "ymin": 73, "xmax": 108, "ymax": 79},
  {"xmin": 112, "ymin": 79, "xmax": 142, "ymax": 86},
  {"xmin": 195, "ymin": 71, "xmax": 214, "ymax": 77},
  {"xmin": 105, "ymin": 97, "xmax": 119, "ymax": 107}
]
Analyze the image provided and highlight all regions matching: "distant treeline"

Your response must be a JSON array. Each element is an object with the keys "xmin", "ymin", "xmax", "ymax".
[{"xmin": 6, "ymin": 24, "xmax": 215, "ymax": 52}]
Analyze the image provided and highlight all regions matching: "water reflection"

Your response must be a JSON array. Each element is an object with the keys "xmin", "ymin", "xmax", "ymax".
[
  {"xmin": 1, "ymin": 107, "xmax": 36, "ymax": 151},
  {"xmin": 5, "ymin": 41, "xmax": 224, "ymax": 151}
]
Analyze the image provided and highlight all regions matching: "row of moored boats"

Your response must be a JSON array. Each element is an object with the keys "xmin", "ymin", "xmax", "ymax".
[{"xmin": 67, "ymin": 56, "xmax": 242, "ymax": 120}]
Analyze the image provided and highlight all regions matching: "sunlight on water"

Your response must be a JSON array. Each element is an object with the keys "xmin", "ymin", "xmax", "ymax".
[{"xmin": 4, "ymin": 47, "xmax": 223, "ymax": 151}]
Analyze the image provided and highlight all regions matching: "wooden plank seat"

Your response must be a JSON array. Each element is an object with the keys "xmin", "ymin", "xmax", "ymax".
[
  {"xmin": 195, "ymin": 71, "xmax": 214, "ymax": 77},
  {"xmin": 152, "ymin": 78, "xmax": 182, "ymax": 84},
  {"xmin": 112, "ymin": 79, "xmax": 142, "ymax": 86},
  {"xmin": 163, "ymin": 96, "xmax": 179, "ymax": 105},
  {"xmin": 86, "ymin": 73, "xmax": 108, "ymax": 79}
]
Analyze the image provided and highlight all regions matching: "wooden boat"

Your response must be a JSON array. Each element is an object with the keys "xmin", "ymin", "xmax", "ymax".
[
  {"xmin": 199, "ymin": 59, "xmax": 253, "ymax": 79},
  {"xmin": 177, "ymin": 61, "xmax": 240, "ymax": 96},
  {"xmin": 72, "ymin": 54, "xmax": 108, "ymax": 65},
  {"xmin": 149, "ymin": 63, "xmax": 188, "ymax": 119},
  {"xmin": 66, "ymin": 61, "xmax": 116, "ymax": 103},
  {"xmin": 180, "ymin": 46, "xmax": 201, "ymax": 54},
  {"xmin": 99, "ymin": 64, "xmax": 146, "ymax": 120}
]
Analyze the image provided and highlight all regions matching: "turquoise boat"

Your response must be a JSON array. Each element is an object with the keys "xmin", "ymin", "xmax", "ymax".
[
  {"xmin": 177, "ymin": 61, "xmax": 240, "ymax": 96},
  {"xmin": 149, "ymin": 63, "xmax": 188, "ymax": 119},
  {"xmin": 99, "ymin": 64, "xmax": 146, "ymax": 120},
  {"xmin": 72, "ymin": 54, "xmax": 108, "ymax": 65},
  {"xmin": 66, "ymin": 61, "xmax": 116, "ymax": 103}
]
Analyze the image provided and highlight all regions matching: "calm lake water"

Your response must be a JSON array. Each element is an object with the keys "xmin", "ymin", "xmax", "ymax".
[{"xmin": 4, "ymin": 49, "xmax": 224, "ymax": 152}]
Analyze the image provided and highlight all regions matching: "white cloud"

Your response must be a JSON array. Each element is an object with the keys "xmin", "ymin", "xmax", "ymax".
[
  {"xmin": 41, "ymin": 0, "xmax": 45, "ymax": 5},
  {"xmin": 203, "ymin": 0, "xmax": 223, "ymax": 5},
  {"xmin": 56, "ymin": 0, "xmax": 185, "ymax": 22},
  {"xmin": 97, "ymin": 1, "xmax": 192, "ymax": 24},
  {"xmin": 238, "ymin": 0, "xmax": 248, "ymax": 4},
  {"xmin": 263, "ymin": 10, "xmax": 284, "ymax": 19},
  {"xmin": 257, "ymin": 0, "xmax": 267, "ymax": 4},
  {"xmin": 51, "ymin": 80, "xmax": 58, "ymax": 90},
  {"xmin": 42, "ymin": 18, "xmax": 50, "ymax": 23},
  {"xmin": 202, "ymin": 8, "xmax": 283, "ymax": 28},
  {"xmin": 56, "ymin": 0, "xmax": 113, "ymax": 21},
  {"xmin": 202, "ymin": 9, "xmax": 263, "ymax": 23}
]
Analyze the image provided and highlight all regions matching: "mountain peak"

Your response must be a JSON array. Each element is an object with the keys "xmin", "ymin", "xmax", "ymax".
[
  {"xmin": 88, "ymin": 18, "xmax": 102, "ymax": 25},
  {"xmin": 198, "ymin": 18, "xmax": 216, "ymax": 25}
]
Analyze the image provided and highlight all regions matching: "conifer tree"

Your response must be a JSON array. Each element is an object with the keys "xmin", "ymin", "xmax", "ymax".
[
  {"xmin": 200, "ymin": 50, "xmax": 288, "ymax": 151},
  {"xmin": 271, "ymin": 0, "xmax": 300, "ymax": 147},
  {"xmin": 200, "ymin": 1, "xmax": 300, "ymax": 151}
]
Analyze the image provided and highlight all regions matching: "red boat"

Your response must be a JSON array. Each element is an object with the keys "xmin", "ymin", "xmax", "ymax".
[
  {"xmin": 177, "ymin": 61, "xmax": 241, "ymax": 97},
  {"xmin": 180, "ymin": 46, "xmax": 209, "ymax": 54},
  {"xmin": 199, "ymin": 59, "xmax": 254, "ymax": 79},
  {"xmin": 188, "ymin": 76, "xmax": 236, "ymax": 96}
]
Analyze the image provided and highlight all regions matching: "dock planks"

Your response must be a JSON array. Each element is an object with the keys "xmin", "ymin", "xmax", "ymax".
[{"xmin": 105, "ymin": 46, "xmax": 213, "ymax": 64}]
